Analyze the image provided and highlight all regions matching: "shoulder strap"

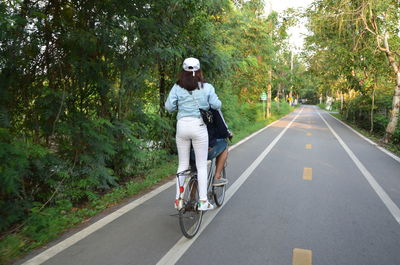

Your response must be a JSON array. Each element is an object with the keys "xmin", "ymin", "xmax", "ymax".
[{"xmin": 191, "ymin": 86, "xmax": 210, "ymax": 110}]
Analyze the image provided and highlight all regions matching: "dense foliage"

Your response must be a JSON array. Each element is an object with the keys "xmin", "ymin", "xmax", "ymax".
[{"xmin": 302, "ymin": 0, "xmax": 400, "ymax": 144}]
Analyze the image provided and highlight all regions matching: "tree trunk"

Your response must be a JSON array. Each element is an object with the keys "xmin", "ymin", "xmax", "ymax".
[
  {"xmin": 276, "ymin": 83, "xmax": 281, "ymax": 112},
  {"xmin": 340, "ymin": 91, "xmax": 344, "ymax": 112},
  {"xmin": 159, "ymin": 63, "xmax": 166, "ymax": 116},
  {"xmin": 383, "ymin": 72, "xmax": 400, "ymax": 143},
  {"xmin": 370, "ymin": 86, "xmax": 375, "ymax": 133},
  {"xmin": 382, "ymin": 33, "xmax": 400, "ymax": 143},
  {"xmin": 277, "ymin": 83, "xmax": 281, "ymax": 99},
  {"xmin": 267, "ymin": 69, "xmax": 272, "ymax": 118}
]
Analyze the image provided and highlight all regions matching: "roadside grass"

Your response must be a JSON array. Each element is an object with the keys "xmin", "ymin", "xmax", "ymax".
[
  {"xmin": 231, "ymin": 102, "xmax": 296, "ymax": 144},
  {"xmin": 317, "ymin": 103, "xmax": 327, "ymax": 110},
  {"xmin": 1, "ymin": 106, "xmax": 295, "ymax": 264},
  {"xmin": 231, "ymin": 112, "xmax": 291, "ymax": 144},
  {"xmin": 328, "ymin": 112, "xmax": 400, "ymax": 158},
  {"xmin": 317, "ymin": 103, "xmax": 339, "ymax": 112}
]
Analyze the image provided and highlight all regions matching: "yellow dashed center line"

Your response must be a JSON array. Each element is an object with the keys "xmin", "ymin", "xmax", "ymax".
[
  {"xmin": 303, "ymin": 168, "xmax": 313, "ymax": 180},
  {"xmin": 305, "ymin": 144, "xmax": 312, "ymax": 149},
  {"xmin": 293, "ymin": 248, "xmax": 312, "ymax": 265}
]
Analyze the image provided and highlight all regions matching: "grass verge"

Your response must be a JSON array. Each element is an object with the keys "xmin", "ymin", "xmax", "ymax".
[
  {"xmin": 231, "ymin": 112, "xmax": 292, "ymax": 144},
  {"xmin": 328, "ymin": 112, "xmax": 400, "ymax": 158},
  {"xmin": 1, "ymin": 106, "xmax": 295, "ymax": 264}
]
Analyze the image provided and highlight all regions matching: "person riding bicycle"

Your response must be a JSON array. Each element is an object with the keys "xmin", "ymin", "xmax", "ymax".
[{"xmin": 165, "ymin": 57, "xmax": 220, "ymax": 211}]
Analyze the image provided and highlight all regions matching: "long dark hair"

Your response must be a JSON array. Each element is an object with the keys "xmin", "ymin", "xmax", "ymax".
[{"xmin": 176, "ymin": 70, "xmax": 205, "ymax": 91}]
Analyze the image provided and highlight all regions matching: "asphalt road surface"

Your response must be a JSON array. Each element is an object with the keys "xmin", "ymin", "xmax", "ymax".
[{"xmin": 18, "ymin": 106, "xmax": 400, "ymax": 265}]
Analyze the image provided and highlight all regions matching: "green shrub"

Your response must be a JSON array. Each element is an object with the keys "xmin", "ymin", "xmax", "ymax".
[
  {"xmin": 373, "ymin": 114, "xmax": 388, "ymax": 135},
  {"xmin": 0, "ymin": 129, "xmax": 64, "ymax": 232},
  {"xmin": 56, "ymin": 117, "xmax": 117, "ymax": 201},
  {"xmin": 0, "ymin": 128, "xmax": 30, "ymax": 198},
  {"xmin": 0, "ymin": 235, "xmax": 25, "ymax": 264}
]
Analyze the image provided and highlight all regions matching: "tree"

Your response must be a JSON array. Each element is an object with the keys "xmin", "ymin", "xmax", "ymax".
[
  {"xmin": 358, "ymin": 0, "xmax": 400, "ymax": 142},
  {"xmin": 303, "ymin": 0, "xmax": 399, "ymax": 143}
]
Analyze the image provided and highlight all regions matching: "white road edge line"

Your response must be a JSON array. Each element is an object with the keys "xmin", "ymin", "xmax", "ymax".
[
  {"xmin": 327, "ymin": 112, "xmax": 400, "ymax": 164},
  {"xmin": 317, "ymin": 110, "xmax": 400, "ymax": 225},
  {"xmin": 156, "ymin": 108, "xmax": 304, "ymax": 265},
  {"xmin": 228, "ymin": 118, "xmax": 281, "ymax": 151},
  {"xmin": 21, "ymin": 109, "xmax": 299, "ymax": 265},
  {"xmin": 22, "ymin": 182, "xmax": 176, "ymax": 265}
]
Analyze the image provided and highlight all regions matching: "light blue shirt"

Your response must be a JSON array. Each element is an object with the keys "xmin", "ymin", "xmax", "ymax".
[{"xmin": 165, "ymin": 83, "xmax": 222, "ymax": 120}]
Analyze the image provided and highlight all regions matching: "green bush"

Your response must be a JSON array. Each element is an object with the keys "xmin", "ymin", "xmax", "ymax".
[
  {"xmin": 373, "ymin": 114, "xmax": 388, "ymax": 135},
  {"xmin": 0, "ymin": 113, "xmax": 175, "ymax": 233},
  {"xmin": 0, "ymin": 129, "xmax": 64, "ymax": 232},
  {"xmin": 271, "ymin": 100, "xmax": 291, "ymax": 115},
  {"xmin": 317, "ymin": 103, "xmax": 327, "ymax": 110},
  {"xmin": 0, "ymin": 128, "xmax": 30, "ymax": 198},
  {"xmin": 56, "ymin": 117, "xmax": 117, "ymax": 201}
]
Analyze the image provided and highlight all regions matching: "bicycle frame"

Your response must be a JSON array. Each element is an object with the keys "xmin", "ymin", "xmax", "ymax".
[{"xmin": 176, "ymin": 158, "xmax": 218, "ymax": 208}]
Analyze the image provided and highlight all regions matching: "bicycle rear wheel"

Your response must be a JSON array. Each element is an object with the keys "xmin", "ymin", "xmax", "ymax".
[
  {"xmin": 213, "ymin": 166, "xmax": 226, "ymax": 207},
  {"xmin": 179, "ymin": 178, "xmax": 203, "ymax": 238}
]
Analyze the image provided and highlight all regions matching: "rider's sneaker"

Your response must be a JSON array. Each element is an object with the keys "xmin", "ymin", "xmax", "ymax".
[
  {"xmin": 213, "ymin": 177, "xmax": 228, "ymax": 187},
  {"xmin": 198, "ymin": 200, "xmax": 215, "ymax": 211},
  {"xmin": 175, "ymin": 199, "xmax": 183, "ymax": 210}
]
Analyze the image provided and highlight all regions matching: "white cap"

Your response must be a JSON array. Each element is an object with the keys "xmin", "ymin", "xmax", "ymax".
[{"xmin": 182, "ymin": 57, "xmax": 200, "ymax": 75}]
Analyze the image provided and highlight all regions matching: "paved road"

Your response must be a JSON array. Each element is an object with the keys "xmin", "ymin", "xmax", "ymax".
[{"xmin": 18, "ymin": 106, "xmax": 400, "ymax": 265}]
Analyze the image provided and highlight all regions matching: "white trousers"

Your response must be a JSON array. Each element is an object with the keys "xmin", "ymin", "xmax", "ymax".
[{"xmin": 176, "ymin": 117, "xmax": 208, "ymax": 201}]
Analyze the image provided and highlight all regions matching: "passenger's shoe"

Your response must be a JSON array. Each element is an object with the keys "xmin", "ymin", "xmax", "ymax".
[
  {"xmin": 198, "ymin": 200, "xmax": 215, "ymax": 211},
  {"xmin": 213, "ymin": 177, "xmax": 228, "ymax": 187}
]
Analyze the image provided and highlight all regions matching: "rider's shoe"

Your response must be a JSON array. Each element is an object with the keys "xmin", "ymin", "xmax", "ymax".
[
  {"xmin": 213, "ymin": 177, "xmax": 228, "ymax": 187},
  {"xmin": 175, "ymin": 199, "xmax": 183, "ymax": 210},
  {"xmin": 198, "ymin": 200, "xmax": 215, "ymax": 211}
]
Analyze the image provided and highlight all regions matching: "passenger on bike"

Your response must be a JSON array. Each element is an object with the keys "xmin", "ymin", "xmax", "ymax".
[
  {"xmin": 165, "ymin": 57, "xmax": 220, "ymax": 211},
  {"xmin": 209, "ymin": 141, "xmax": 228, "ymax": 184},
  {"xmin": 189, "ymin": 137, "xmax": 230, "ymax": 187}
]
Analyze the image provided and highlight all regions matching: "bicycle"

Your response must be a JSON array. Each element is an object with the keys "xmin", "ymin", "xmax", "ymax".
[{"xmin": 176, "ymin": 155, "xmax": 227, "ymax": 239}]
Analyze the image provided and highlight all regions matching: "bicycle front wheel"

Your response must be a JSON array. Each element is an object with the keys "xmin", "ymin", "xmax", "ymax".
[
  {"xmin": 179, "ymin": 178, "xmax": 203, "ymax": 238},
  {"xmin": 213, "ymin": 166, "xmax": 226, "ymax": 207}
]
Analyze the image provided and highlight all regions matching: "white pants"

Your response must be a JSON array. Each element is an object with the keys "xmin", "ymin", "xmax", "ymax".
[{"xmin": 176, "ymin": 117, "xmax": 208, "ymax": 201}]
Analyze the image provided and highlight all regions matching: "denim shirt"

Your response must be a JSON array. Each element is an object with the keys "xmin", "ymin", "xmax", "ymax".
[{"xmin": 165, "ymin": 83, "xmax": 222, "ymax": 120}]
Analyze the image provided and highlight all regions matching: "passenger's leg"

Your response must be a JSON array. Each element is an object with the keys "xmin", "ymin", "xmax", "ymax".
[{"xmin": 215, "ymin": 148, "xmax": 228, "ymax": 179}]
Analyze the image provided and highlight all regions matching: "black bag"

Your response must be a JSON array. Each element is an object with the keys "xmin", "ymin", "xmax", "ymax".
[
  {"xmin": 210, "ymin": 109, "xmax": 231, "ymax": 139},
  {"xmin": 205, "ymin": 109, "xmax": 231, "ymax": 147},
  {"xmin": 199, "ymin": 108, "xmax": 214, "ymax": 126}
]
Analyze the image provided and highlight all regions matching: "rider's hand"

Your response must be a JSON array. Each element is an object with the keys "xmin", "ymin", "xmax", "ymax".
[{"xmin": 228, "ymin": 132, "xmax": 234, "ymax": 142}]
